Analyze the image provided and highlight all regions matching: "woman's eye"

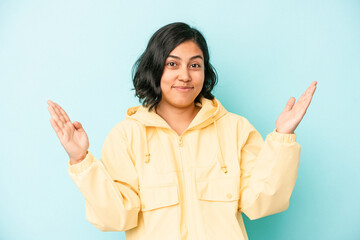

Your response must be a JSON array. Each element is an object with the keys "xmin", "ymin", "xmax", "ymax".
[
  {"xmin": 191, "ymin": 63, "xmax": 200, "ymax": 68},
  {"xmin": 167, "ymin": 62, "xmax": 176, "ymax": 67}
]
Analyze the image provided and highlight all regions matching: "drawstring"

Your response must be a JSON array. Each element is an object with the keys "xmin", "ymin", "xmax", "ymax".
[
  {"xmin": 213, "ymin": 117, "xmax": 228, "ymax": 174},
  {"xmin": 142, "ymin": 116, "xmax": 227, "ymax": 174},
  {"xmin": 143, "ymin": 125, "xmax": 150, "ymax": 163}
]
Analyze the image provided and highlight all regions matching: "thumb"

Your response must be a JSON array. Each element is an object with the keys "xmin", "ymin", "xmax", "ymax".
[
  {"xmin": 284, "ymin": 97, "xmax": 295, "ymax": 112},
  {"xmin": 73, "ymin": 121, "xmax": 84, "ymax": 131}
]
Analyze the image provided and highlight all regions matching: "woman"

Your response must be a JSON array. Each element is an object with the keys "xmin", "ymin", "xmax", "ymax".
[{"xmin": 47, "ymin": 22, "xmax": 317, "ymax": 240}]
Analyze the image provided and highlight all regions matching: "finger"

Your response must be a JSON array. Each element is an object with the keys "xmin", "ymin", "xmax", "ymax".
[
  {"xmin": 310, "ymin": 81, "xmax": 317, "ymax": 94},
  {"xmin": 47, "ymin": 100, "xmax": 60, "ymax": 111},
  {"xmin": 53, "ymin": 103, "xmax": 76, "ymax": 133},
  {"xmin": 73, "ymin": 121, "xmax": 85, "ymax": 132},
  {"xmin": 301, "ymin": 82, "xmax": 317, "ymax": 106},
  {"xmin": 304, "ymin": 81, "xmax": 317, "ymax": 98},
  {"xmin": 298, "ymin": 84, "xmax": 312, "ymax": 101},
  {"xmin": 302, "ymin": 85, "xmax": 317, "ymax": 110},
  {"xmin": 284, "ymin": 97, "xmax": 295, "ymax": 112},
  {"xmin": 51, "ymin": 102, "xmax": 67, "ymax": 123},
  {"xmin": 294, "ymin": 82, "xmax": 317, "ymax": 114},
  {"xmin": 296, "ymin": 82, "xmax": 317, "ymax": 106},
  {"xmin": 48, "ymin": 100, "xmax": 76, "ymax": 135},
  {"xmin": 48, "ymin": 104, "xmax": 64, "ymax": 128},
  {"xmin": 49, "ymin": 118, "xmax": 63, "ymax": 137},
  {"xmin": 48, "ymin": 101, "xmax": 66, "ymax": 123},
  {"xmin": 53, "ymin": 102, "xmax": 71, "ymax": 123}
]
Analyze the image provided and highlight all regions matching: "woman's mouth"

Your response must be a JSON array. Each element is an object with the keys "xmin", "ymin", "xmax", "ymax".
[{"xmin": 172, "ymin": 86, "xmax": 194, "ymax": 92}]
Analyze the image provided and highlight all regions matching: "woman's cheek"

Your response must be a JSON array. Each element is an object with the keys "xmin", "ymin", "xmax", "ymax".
[{"xmin": 160, "ymin": 74, "xmax": 172, "ymax": 88}]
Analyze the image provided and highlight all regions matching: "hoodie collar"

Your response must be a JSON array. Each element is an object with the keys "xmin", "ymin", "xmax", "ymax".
[
  {"xmin": 126, "ymin": 97, "xmax": 229, "ymax": 174},
  {"xmin": 126, "ymin": 97, "xmax": 228, "ymax": 131}
]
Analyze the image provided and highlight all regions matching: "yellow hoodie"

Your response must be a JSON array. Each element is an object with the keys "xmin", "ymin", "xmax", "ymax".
[{"xmin": 68, "ymin": 97, "xmax": 300, "ymax": 240}]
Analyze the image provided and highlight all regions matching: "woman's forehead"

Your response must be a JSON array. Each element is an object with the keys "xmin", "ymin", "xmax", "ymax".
[{"xmin": 167, "ymin": 41, "xmax": 204, "ymax": 59}]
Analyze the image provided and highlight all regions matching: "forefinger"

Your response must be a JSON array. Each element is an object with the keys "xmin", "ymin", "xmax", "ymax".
[
  {"xmin": 48, "ymin": 100, "xmax": 71, "ymax": 123},
  {"xmin": 299, "ymin": 81, "xmax": 317, "ymax": 110}
]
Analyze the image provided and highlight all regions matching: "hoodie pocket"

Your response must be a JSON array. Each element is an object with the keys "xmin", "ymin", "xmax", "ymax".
[
  {"xmin": 140, "ymin": 185, "xmax": 181, "ymax": 239},
  {"xmin": 196, "ymin": 177, "xmax": 240, "ymax": 202},
  {"xmin": 195, "ymin": 177, "xmax": 242, "ymax": 239}
]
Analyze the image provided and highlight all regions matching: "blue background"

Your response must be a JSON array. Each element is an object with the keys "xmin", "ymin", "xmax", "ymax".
[{"xmin": 1, "ymin": 0, "xmax": 359, "ymax": 239}]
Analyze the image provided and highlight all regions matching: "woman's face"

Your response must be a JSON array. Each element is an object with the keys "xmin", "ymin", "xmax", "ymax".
[{"xmin": 158, "ymin": 40, "xmax": 205, "ymax": 110}]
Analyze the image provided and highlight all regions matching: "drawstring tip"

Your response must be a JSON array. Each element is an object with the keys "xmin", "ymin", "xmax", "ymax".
[
  {"xmin": 145, "ymin": 154, "xmax": 150, "ymax": 163},
  {"xmin": 221, "ymin": 166, "xmax": 228, "ymax": 174}
]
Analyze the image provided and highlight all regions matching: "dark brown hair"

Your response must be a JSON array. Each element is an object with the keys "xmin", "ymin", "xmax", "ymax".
[{"xmin": 132, "ymin": 22, "xmax": 218, "ymax": 111}]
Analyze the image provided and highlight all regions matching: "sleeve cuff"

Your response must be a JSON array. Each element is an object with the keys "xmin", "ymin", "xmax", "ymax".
[
  {"xmin": 68, "ymin": 151, "xmax": 96, "ymax": 175},
  {"xmin": 269, "ymin": 128, "xmax": 297, "ymax": 143}
]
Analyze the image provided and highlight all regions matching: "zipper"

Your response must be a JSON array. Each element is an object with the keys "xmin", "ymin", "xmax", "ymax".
[{"xmin": 178, "ymin": 135, "xmax": 194, "ymax": 240}]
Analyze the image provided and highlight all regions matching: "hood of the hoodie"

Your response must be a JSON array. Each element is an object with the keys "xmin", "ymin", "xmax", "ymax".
[
  {"xmin": 125, "ymin": 97, "xmax": 228, "ymax": 131},
  {"xmin": 126, "ymin": 97, "xmax": 230, "ymax": 173}
]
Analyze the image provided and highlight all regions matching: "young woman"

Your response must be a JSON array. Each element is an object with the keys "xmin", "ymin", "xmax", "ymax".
[{"xmin": 47, "ymin": 22, "xmax": 317, "ymax": 240}]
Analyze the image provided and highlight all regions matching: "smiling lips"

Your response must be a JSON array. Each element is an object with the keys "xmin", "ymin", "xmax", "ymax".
[
  {"xmin": 172, "ymin": 86, "xmax": 193, "ymax": 89},
  {"xmin": 172, "ymin": 86, "xmax": 194, "ymax": 92}
]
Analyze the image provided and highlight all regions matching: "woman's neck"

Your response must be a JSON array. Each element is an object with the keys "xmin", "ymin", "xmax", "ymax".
[{"xmin": 156, "ymin": 102, "xmax": 201, "ymax": 136}]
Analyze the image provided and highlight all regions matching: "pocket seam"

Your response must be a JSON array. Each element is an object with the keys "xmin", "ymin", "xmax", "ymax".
[
  {"xmin": 140, "ymin": 184, "xmax": 179, "ymax": 211},
  {"xmin": 196, "ymin": 176, "xmax": 240, "ymax": 202}
]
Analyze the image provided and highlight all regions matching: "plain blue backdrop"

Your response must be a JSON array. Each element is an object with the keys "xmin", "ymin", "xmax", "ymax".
[{"xmin": 0, "ymin": 0, "xmax": 359, "ymax": 239}]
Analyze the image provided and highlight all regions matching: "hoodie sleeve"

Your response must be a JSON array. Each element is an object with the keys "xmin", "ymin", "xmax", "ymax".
[
  {"xmin": 68, "ymin": 124, "xmax": 140, "ymax": 231},
  {"xmin": 238, "ymin": 119, "xmax": 301, "ymax": 220}
]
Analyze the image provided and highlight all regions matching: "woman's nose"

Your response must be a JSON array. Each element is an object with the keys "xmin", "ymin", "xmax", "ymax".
[{"xmin": 178, "ymin": 66, "xmax": 191, "ymax": 82}]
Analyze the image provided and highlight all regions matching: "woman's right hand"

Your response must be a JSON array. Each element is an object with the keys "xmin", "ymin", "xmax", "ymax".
[{"xmin": 47, "ymin": 100, "xmax": 89, "ymax": 165}]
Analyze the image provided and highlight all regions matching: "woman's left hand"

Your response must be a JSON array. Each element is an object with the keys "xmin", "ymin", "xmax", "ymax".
[{"xmin": 275, "ymin": 81, "xmax": 317, "ymax": 134}]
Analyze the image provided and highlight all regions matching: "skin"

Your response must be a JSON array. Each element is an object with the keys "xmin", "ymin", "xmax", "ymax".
[
  {"xmin": 47, "ymin": 40, "xmax": 317, "ymax": 165},
  {"xmin": 275, "ymin": 81, "xmax": 317, "ymax": 134},
  {"xmin": 47, "ymin": 100, "xmax": 89, "ymax": 164},
  {"xmin": 155, "ymin": 40, "xmax": 205, "ymax": 136}
]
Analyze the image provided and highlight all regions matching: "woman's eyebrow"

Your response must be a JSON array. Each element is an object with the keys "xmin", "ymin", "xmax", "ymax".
[{"xmin": 168, "ymin": 55, "xmax": 203, "ymax": 60}]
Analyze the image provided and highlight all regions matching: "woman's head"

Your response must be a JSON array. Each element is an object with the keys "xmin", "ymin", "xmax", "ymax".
[{"xmin": 132, "ymin": 22, "xmax": 217, "ymax": 111}]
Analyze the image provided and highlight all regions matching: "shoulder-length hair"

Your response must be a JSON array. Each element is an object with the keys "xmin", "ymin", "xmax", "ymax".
[{"xmin": 132, "ymin": 22, "xmax": 218, "ymax": 111}]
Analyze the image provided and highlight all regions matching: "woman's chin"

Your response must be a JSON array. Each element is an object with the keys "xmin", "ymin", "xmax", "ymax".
[{"xmin": 159, "ymin": 98, "xmax": 197, "ymax": 110}]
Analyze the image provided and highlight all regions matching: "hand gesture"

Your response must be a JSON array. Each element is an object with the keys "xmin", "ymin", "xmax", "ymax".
[
  {"xmin": 275, "ymin": 81, "xmax": 317, "ymax": 134},
  {"xmin": 47, "ymin": 100, "xmax": 89, "ymax": 164}
]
